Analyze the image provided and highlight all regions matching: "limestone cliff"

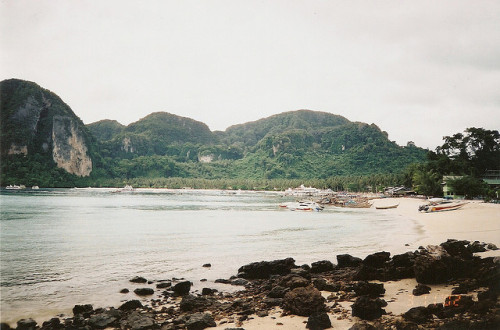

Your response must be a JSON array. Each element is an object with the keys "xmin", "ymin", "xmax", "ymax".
[
  {"xmin": 52, "ymin": 116, "xmax": 92, "ymax": 176},
  {"xmin": 1, "ymin": 79, "xmax": 94, "ymax": 177}
]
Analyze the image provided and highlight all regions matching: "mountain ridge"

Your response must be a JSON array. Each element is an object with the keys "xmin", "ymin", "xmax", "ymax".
[{"xmin": 1, "ymin": 78, "xmax": 427, "ymax": 186}]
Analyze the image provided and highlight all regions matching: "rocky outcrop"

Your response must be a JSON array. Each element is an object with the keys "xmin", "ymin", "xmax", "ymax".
[{"xmin": 52, "ymin": 116, "xmax": 92, "ymax": 176}]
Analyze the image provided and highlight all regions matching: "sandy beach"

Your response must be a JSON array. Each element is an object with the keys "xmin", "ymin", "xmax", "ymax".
[
  {"xmin": 374, "ymin": 197, "xmax": 500, "ymax": 251},
  {"xmin": 212, "ymin": 198, "xmax": 500, "ymax": 329}
]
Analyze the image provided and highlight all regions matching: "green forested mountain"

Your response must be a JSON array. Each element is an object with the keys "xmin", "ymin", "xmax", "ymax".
[
  {"xmin": 0, "ymin": 79, "xmax": 100, "ymax": 186},
  {"xmin": 1, "ymin": 79, "xmax": 427, "ymax": 187}
]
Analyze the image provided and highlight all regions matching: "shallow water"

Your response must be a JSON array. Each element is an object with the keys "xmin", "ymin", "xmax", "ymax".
[{"xmin": 0, "ymin": 188, "xmax": 422, "ymax": 324}]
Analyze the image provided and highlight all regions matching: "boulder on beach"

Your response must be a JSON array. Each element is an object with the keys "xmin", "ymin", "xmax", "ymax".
[
  {"xmin": 306, "ymin": 312, "xmax": 332, "ymax": 330},
  {"xmin": 237, "ymin": 257, "xmax": 296, "ymax": 279},
  {"xmin": 185, "ymin": 312, "xmax": 216, "ymax": 330},
  {"xmin": 353, "ymin": 281, "xmax": 385, "ymax": 297},
  {"xmin": 72, "ymin": 304, "xmax": 93, "ymax": 316},
  {"xmin": 336, "ymin": 254, "xmax": 362, "ymax": 268},
  {"xmin": 413, "ymin": 284, "xmax": 431, "ymax": 296},
  {"xmin": 134, "ymin": 288, "xmax": 154, "ymax": 296},
  {"xmin": 126, "ymin": 311, "xmax": 155, "ymax": 330},
  {"xmin": 119, "ymin": 300, "xmax": 143, "ymax": 311},
  {"xmin": 362, "ymin": 251, "xmax": 390, "ymax": 268},
  {"xmin": 180, "ymin": 295, "xmax": 215, "ymax": 312},
  {"xmin": 403, "ymin": 306, "xmax": 432, "ymax": 324},
  {"xmin": 283, "ymin": 285, "xmax": 327, "ymax": 316},
  {"xmin": 16, "ymin": 319, "xmax": 37, "ymax": 330},
  {"xmin": 278, "ymin": 274, "xmax": 311, "ymax": 289},
  {"xmin": 351, "ymin": 296, "xmax": 386, "ymax": 320},
  {"xmin": 129, "ymin": 276, "xmax": 148, "ymax": 283},
  {"xmin": 88, "ymin": 312, "xmax": 119, "ymax": 329},
  {"xmin": 310, "ymin": 260, "xmax": 335, "ymax": 273},
  {"xmin": 173, "ymin": 281, "xmax": 192, "ymax": 296}
]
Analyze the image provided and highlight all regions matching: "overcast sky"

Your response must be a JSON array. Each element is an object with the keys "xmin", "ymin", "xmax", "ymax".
[{"xmin": 1, "ymin": 0, "xmax": 499, "ymax": 149}]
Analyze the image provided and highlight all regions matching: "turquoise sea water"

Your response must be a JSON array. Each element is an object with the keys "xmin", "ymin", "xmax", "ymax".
[{"xmin": 0, "ymin": 188, "xmax": 422, "ymax": 324}]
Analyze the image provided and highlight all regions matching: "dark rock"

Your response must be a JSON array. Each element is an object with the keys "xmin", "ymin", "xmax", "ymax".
[
  {"xmin": 426, "ymin": 303, "xmax": 444, "ymax": 318},
  {"xmin": 134, "ymin": 288, "xmax": 154, "ymax": 296},
  {"xmin": 310, "ymin": 260, "xmax": 335, "ymax": 273},
  {"xmin": 0, "ymin": 323, "xmax": 11, "ymax": 330},
  {"xmin": 16, "ymin": 319, "xmax": 37, "ymax": 330},
  {"xmin": 41, "ymin": 318, "xmax": 61, "ymax": 329},
  {"xmin": 467, "ymin": 241, "xmax": 487, "ymax": 253},
  {"xmin": 403, "ymin": 306, "xmax": 431, "ymax": 323},
  {"xmin": 353, "ymin": 281, "xmax": 385, "ymax": 297},
  {"xmin": 72, "ymin": 304, "xmax": 93, "ymax": 316},
  {"xmin": 262, "ymin": 297, "xmax": 282, "ymax": 307},
  {"xmin": 306, "ymin": 312, "xmax": 331, "ymax": 329},
  {"xmin": 391, "ymin": 252, "xmax": 416, "ymax": 268},
  {"xmin": 237, "ymin": 257, "xmax": 296, "ymax": 279},
  {"xmin": 279, "ymin": 274, "xmax": 310, "ymax": 289},
  {"xmin": 414, "ymin": 247, "xmax": 453, "ymax": 284},
  {"xmin": 185, "ymin": 313, "xmax": 216, "ymax": 330},
  {"xmin": 283, "ymin": 286, "xmax": 327, "ymax": 316},
  {"xmin": 202, "ymin": 263, "xmax": 212, "ymax": 268},
  {"xmin": 180, "ymin": 295, "xmax": 214, "ymax": 312},
  {"xmin": 337, "ymin": 254, "xmax": 362, "ymax": 268},
  {"xmin": 348, "ymin": 322, "xmax": 377, "ymax": 330},
  {"xmin": 451, "ymin": 283, "xmax": 470, "ymax": 294},
  {"xmin": 173, "ymin": 281, "xmax": 192, "ymax": 296},
  {"xmin": 351, "ymin": 296, "xmax": 386, "ymax": 320},
  {"xmin": 412, "ymin": 284, "xmax": 431, "ymax": 296},
  {"xmin": 88, "ymin": 313, "xmax": 118, "ymax": 329},
  {"xmin": 256, "ymin": 310, "xmax": 269, "ymax": 317},
  {"xmin": 130, "ymin": 276, "xmax": 148, "ymax": 283},
  {"xmin": 119, "ymin": 300, "xmax": 143, "ymax": 311},
  {"xmin": 202, "ymin": 288, "xmax": 217, "ymax": 295},
  {"xmin": 214, "ymin": 278, "xmax": 231, "ymax": 284},
  {"xmin": 231, "ymin": 278, "xmax": 249, "ymax": 286},
  {"xmin": 290, "ymin": 267, "xmax": 311, "ymax": 280},
  {"xmin": 487, "ymin": 243, "xmax": 498, "ymax": 250},
  {"xmin": 156, "ymin": 282, "xmax": 171, "ymax": 289},
  {"xmin": 268, "ymin": 285, "xmax": 289, "ymax": 298},
  {"xmin": 126, "ymin": 311, "xmax": 154, "ymax": 330},
  {"xmin": 312, "ymin": 278, "xmax": 340, "ymax": 292},
  {"xmin": 478, "ymin": 288, "xmax": 498, "ymax": 302},
  {"xmin": 120, "ymin": 288, "xmax": 130, "ymax": 293},
  {"xmin": 363, "ymin": 252, "xmax": 390, "ymax": 268},
  {"xmin": 440, "ymin": 239, "xmax": 473, "ymax": 259}
]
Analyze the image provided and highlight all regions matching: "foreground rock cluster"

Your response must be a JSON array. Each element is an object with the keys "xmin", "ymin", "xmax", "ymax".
[{"xmin": 2, "ymin": 239, "xmax": 499, "ymax": 330}]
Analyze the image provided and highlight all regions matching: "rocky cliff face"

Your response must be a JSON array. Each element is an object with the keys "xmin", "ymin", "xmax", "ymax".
[
  {"xmin": 52, "ymin": 116, "xmax": 93, "ymax": 176},
  {"xmin": 1, "ymin": 79, "xmax": 94, "ymax": 177}
]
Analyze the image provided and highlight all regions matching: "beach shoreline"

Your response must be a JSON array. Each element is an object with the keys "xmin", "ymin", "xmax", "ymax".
[{"xmin": 2, "ymin": 197, "xmax": 499, "ymax": 329}]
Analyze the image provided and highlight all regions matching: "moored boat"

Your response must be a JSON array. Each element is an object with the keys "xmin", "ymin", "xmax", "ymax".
[
  {"xmin": 419, "ymin": 201, "xmax": 467, "ymax": 213},
  {"xmin": 375, "ymin": 203, "xmax": 399, "ymax": 210}
]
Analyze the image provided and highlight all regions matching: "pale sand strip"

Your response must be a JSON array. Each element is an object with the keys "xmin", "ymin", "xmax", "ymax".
[{"xmin": 373, "ymin": 197, "xmax": 500, "ymax": 251}]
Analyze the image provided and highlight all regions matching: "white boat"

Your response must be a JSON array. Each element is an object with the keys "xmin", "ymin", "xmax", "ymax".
[
  {"xmin": 112, "ymin": 185, "xmax": 135, "ymax": 193},
  {"xmin": 281, "ymin": 201, "xmax": 324, "ymax": 212},
  {"xmin": 419, "ymin": 201, "xmax": 467, "ymax": 213},
  {"xmin": 6, "ymin": 185, "xmax": 25, "ymax": 190},
  {"xmin": 375, "ymin": 203, "xmax": 399, "ymax": 210},
  {"xmin": 31, "ymin": 186, "xmax": 40, "ymax": 190}
]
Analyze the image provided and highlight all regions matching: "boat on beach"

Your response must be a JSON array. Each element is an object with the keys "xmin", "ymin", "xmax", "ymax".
[
  {"xmin": 375, "ymin": 203, "xmax": 399, "ymax": 210},
  {"xmin": 280, "ymin": 200, "xmax": 324, "ymax": 211},
  {"xmin": 419, "ymin": 200, "xmax": 467, "ymax": 213}
]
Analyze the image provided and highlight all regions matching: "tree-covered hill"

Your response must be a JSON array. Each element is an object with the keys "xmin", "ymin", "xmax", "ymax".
[
  {"xmin": 87, "ymin": 119, "xmax": 124, "ymax": 142},
  {"xmin": 1, "ymin": 79, "xmax": 428, "ymax": 187},
  {"xmin": 1, "ymin": 79, "xmax": 100, "ymax": 186}
]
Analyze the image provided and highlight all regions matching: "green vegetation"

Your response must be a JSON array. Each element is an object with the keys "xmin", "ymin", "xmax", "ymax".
[
  {"xmin": 408, "ymin": 128, "xmax": 500, "ymax": 198},
  {"xmin": 2, "ymin": 79, "xmax": 432, "ymax": 189}
]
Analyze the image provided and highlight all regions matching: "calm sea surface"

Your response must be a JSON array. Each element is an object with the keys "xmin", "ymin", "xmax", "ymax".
[{"xmin": 0, "ymin": 188, "xmax": 422, "ymax": 324}]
